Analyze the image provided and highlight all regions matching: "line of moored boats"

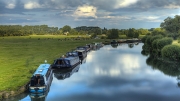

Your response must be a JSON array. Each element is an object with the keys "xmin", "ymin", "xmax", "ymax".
[{"xmin": 28, "ymin": 42, "xmax": 104, "ymax": 98}]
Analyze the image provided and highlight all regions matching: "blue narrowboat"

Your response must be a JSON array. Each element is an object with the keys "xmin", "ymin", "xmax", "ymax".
[
  {"xmin": 29, "ymin": 61, "xmax": 53, "ymax": 93},
  {"xmin": 52, "ymin": 53, "xmax": 80, "ymax": 69}
]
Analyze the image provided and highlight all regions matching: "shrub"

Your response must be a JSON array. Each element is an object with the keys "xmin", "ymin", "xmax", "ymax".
[
  {"xmin": 157, "ymin": 37, "xmax": 173, "ymax": 50},
  {"xmin": 141, "ymin": 35, "xmax": 148, "ymax": 43},
  {"xmin": 152, "ymin": 39, "xmax": 159, "ymax": 49},
  {"xmin": 150, "ymin": 35, "xmax": 163, "ymax": 45},
  {"xmin": 161, "ymin": 45, "xmax": 180, "ymax": 61}
]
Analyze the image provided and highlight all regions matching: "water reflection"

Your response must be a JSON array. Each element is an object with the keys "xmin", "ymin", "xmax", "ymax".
[
  {"xmin": 7, "ymin": 43, "xmax": 180, "ymax": 101},
  {"xmin": 53, "ymin": 64, "xmax": 80, "ymax": 80},
  {"xmin": 110, "ymin": 44, "xmax": 118, "ymax": 48}
]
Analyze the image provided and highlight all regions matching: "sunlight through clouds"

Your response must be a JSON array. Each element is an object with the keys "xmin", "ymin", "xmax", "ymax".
[
  {"xmin": 74, "ymin": 5, "xmax": 97, "ymax": 18},
  {"xmin": 115, "ymin": 0, "xmax": 139, "ymax": 8},
  {"xmin": 24, "ymin": 1, "xmax": 41, "ymax": 9}
]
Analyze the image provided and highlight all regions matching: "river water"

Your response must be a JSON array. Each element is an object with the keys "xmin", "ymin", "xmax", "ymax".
[{"xmin": 5, "ymin": 43, "xmax": 180, "ymax": 101}]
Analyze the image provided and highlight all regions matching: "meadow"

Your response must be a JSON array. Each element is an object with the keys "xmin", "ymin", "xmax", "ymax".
[{"xmin": 0, "ymin": 35, "xmax": 103, "ymax": 92}]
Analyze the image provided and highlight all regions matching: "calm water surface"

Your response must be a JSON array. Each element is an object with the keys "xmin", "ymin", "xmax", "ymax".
[{"xmin": 7, "ymin": 43, "xmax": 180, "ymax": 101}]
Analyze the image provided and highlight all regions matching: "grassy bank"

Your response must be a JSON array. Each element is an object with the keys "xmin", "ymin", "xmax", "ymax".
[{"xmin": 0, "ymin": 35, "xmax": 103, "ymax": 92}]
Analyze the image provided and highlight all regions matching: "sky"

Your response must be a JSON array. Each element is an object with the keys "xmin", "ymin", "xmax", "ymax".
[{"xmin": 0, "ymin": 0, "xmax": 180, "ymax": 29}]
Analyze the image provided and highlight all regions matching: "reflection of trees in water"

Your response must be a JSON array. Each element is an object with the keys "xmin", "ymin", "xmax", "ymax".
[
  {"xmin": 146, "ymin": 55, "xmax": 180, "ymax": 77},
  {"xmin": 111, "ymin": 44, "xmax": 118, "ymax": 48},
  {"xmin": 128, "ymin": 43, "xmax": 134, "ymax": 48}
]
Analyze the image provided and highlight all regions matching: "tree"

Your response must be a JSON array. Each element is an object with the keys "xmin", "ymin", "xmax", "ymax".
[
  {"xmin": 134, "ymin": 32, "xmax": 139, "ymax": 38},
  {"xmin": 160, "ymin": 15, "xmax": 180, "ymax": 39},
  {"xmin": 61, "ymin": 25, "xmax": 71, "ymax": 34},
  {"xmin": 107, "ymin": 29, "xmax": 119, "ymax": 39},
  {"xmin": 151, "ymin": 28, "xmax": 166, "ymax": 36},
  {"xmin": 127, "ymin": 28, "xmax": 135, "ymax": 38}
]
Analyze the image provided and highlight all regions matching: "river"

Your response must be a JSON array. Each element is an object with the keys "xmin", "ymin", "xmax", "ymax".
[{"xmin": 5, "ymin": 43, "xmax": 180, "ymax": 101}]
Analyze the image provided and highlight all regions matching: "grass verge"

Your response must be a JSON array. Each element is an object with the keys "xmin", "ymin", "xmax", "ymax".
[{"xmin": 0, "ymin": 35, "xmax": 103, "ymax": 92}]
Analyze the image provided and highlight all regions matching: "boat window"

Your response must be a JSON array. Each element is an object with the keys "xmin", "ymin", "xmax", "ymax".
[
  {"xmin": 56, "ymin": 60, "xmax": 63, "ymax": 65},
  {"xmin": 30, "ymin": 76, "xmax": 35, "ymax": 86},
  {"xmin": 46, "ymin": 69, "xmax": 51, "ymax": 80},
  {"xmin": 65, "ymin": 60, "xmax": 69, "ymax": 64},
  {"xmin": 30, "ymin": 74, "xmax": 45, "ymax": 86}
]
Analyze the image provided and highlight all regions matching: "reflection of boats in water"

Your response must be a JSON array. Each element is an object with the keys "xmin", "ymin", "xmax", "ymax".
[
  {"xmin": 29, "ymin": 61, "xmax": 53, "ymax": 94},
  {"xmin": 91, "ymin": 42, "xmax": 103, "ymax": 51},
  {"xmin": 29, "ymin": 92, "xmax": 47, "ymax": 101},
  {"xmin": 80, "ymin": 57, "xmax": 86, "ymax": 64},
  {"xmin": 53, "ymin": 64, "xmax": 80, "ymax": 80}
]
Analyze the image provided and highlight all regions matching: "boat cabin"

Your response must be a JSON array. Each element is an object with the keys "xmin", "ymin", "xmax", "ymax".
[
  {"xmin": 75, "ymin": 50, "xmax": 87, "ymax": 60},
  {"xmin": 52, "ymin": 56, "xmax": 80, "ymax": 68}
]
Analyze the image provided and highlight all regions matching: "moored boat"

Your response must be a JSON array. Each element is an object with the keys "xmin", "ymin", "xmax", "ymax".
[
  {"xmin": 29, "ymin": 61, "xmax": 53, "ymax": 94},
  {"xmin": 75, "ymin": 49, "xmax": 87, "ymax": 60},
  {"xmin": 51, "ymin": 53, "xmax": 80, "ymax": 69}
]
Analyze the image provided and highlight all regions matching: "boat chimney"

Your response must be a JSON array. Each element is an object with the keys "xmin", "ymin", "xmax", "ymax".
[{"xmin": 45, "ymin": 60, "xmax": 47, "ymax": 64}]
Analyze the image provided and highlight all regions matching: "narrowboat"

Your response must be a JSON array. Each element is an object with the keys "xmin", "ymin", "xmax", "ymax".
[
  {"xmin": 75, "ymin": 49, "xmax": 87, "ymax": 60},
  {"xmin": 53, "ymin": 64, "xmax": 80, "ymax": 80},
  {"xmin": 86, "ymin": 44, "xmax": 93, "ymax": 50},
  {"xmin": 51, "ymin": 54, "xmax": 80, "ymax": 69},
  {"xmin": 29, "ymin": 61, "xmax": 53, "ymax": 94},
  {"xmin": 76, "ymin": 46, "xmax": 90, "ymax": 52}
]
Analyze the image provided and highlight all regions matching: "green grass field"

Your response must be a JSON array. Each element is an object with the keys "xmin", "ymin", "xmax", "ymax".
[{"xmin": 0, "ymin": 35, "xmax": 103, "ymax": 91}]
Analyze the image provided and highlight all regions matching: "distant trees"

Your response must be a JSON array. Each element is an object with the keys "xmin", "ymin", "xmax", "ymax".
[
  {"xmin": 107, "ymin": 29, "xmax": 119, "ymax": 39},
  {"xmin": 126, "ymin": 28, "xmax": 144, "ymax": 38},
  {"xmin": 61, "ymin": 25, "xmax": 71, "ymax": 34},
  {"xmin": 0, "ymin": 25, "xmax": 59, "ymax": 36},
  {"xmin": 0, "ymin": 24, "xmax": 151, "ymax": 38}
]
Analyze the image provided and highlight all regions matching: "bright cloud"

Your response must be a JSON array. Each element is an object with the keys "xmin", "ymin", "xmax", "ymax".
[
  {"xmin": 24, "ymin": 1, "xmax": 41, "ymax": 9},
  {"xmin": 115, "ymin": 0, "xmax": 139, "ymax": 8},
  {"xmin": 164, "ymin": 4, "xmax": 180, "ymax": 9},
  {"xmin": 4, "ymin": 0, "xmax": 16, "ymax": 9},
  {"xmin": 6, "ymin": 3, "xmax": 16, "ymax": 9},
  {"xmin": 74, "ymin": 5, "xmax": 97, "ymax": 18}
]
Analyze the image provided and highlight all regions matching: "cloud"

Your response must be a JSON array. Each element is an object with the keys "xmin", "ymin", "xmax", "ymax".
[
  {"xmin": 164, "ymin": 4, "xmax": 180, "ymax": 9},
  {"xmin": 74, "ymin": 5, "xmax": 97, "ymax": 19},
  {"xmin": 115, "ymin": 0, "xmax": 139, "ymax": 8},
  {"xmin": 1, "ymin": 0, "xmax": 180, "ymax": 29},
  {"xmin": 3, "ymin": 0, "xmax": 16, "ymax": 9},
  {"xmin": 24, "ymin": 1, "xmax": 42, "ymax": 9},
  {"xmin": 6, "ymin": 3, "xmax": 16, "ymax": 9}
]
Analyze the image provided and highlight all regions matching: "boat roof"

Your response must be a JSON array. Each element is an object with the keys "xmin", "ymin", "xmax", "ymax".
[
  {"xmin": 56, "ymin": 57, "xmax": 77, "ymax": 61},
  {"xmin": 75, "ymin": 50, "xmax": 85, "ymax": 52},
  {"xmin": 33, "ymin": 64, "xmax": 51, "ymax": 76}
]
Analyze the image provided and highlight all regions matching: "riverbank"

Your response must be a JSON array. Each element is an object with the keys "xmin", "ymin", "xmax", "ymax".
[{"xmin": 0, "ymin": 35, "xmax": 104, "ymax": 99}]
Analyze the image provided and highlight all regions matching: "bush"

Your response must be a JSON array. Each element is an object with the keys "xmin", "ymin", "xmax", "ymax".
[
  {"xmin": 161, "ymin": 45, "xmax": 180, "ymax": 61},
  {"xmin": 178, "ymin": 38, "xmax": 180, "ymax": 43},
  {"xmin": 150, "ymin": 35, "xmax": 163, "ymax": 45},
  {"xmin": 141, "ymin": 36, "xmax": 148, "ymax": 43},
  {"xmin": 152, "ymin": 39, "xmax": 159, "ymax": 49},
  {"xmin": 157, "ymin": 37, "xmax": 173, "ymax": 50}
]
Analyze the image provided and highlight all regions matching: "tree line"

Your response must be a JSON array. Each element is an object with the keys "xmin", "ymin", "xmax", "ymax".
[
  {"xmin": 0, "ymin": 24, "xmax": 151, "ymax": 39},
  {"xmin": 1, "ymin": 15, "xmax": 180, "ymax": 39}
]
